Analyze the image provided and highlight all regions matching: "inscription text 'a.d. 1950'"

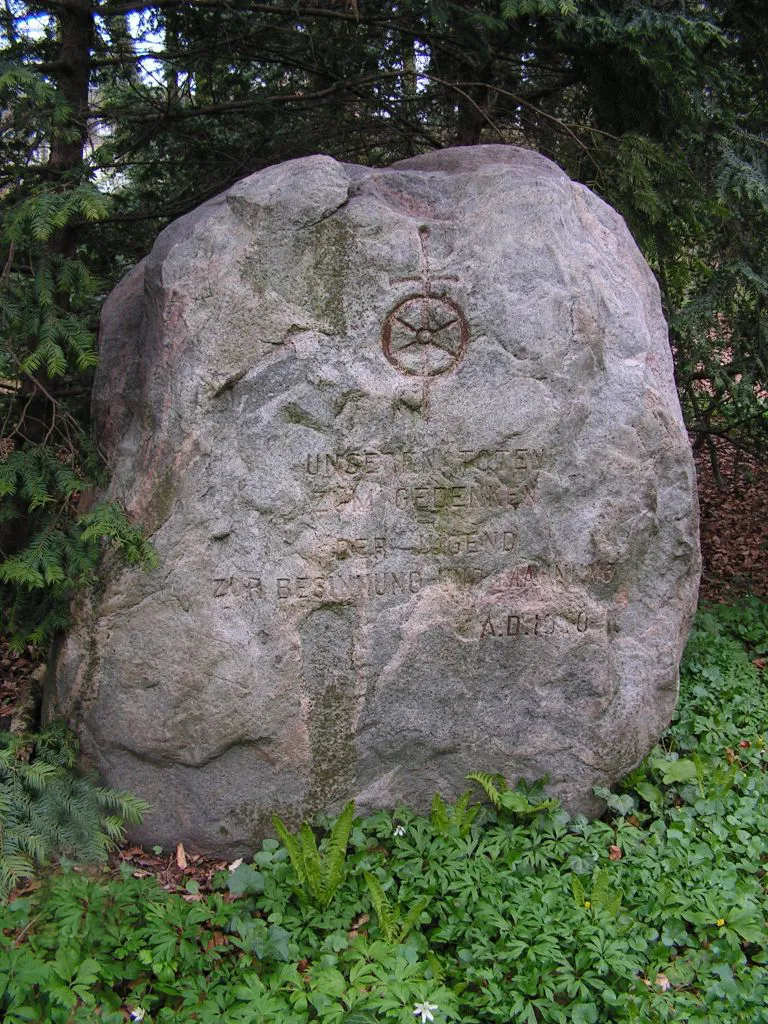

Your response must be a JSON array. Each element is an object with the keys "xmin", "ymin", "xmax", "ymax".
[{"xmin": 480, "ymin": 611, "xmax": 594, "ymax": 639}]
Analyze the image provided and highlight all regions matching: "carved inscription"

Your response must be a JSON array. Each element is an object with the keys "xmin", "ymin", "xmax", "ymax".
[
  {"xmin": 212, "ymin": 563, "xmax": 616, "ymax": 608},
  {"xmin": 330, "ymin": 536, "xmax": 386, "ymax": 559},
  {"xmin": 310, "ymin": 482, "xmax": 534, "ymax": 515},
  {"xmin": 310, "ymin": 529, "xmax": 517, "ymax": 565},
  {"xmin": 219, "ymin": 432, "xmax": 617, "ymax": 626},
  {"xmin": 304, "ymin": 448, "xmax": 546, "ymax": 478},
  {"xmin": 394, "ymin": 484, "xmax": 534, "ymax": 511},
  {"xmin": 213, "ymin": 576, "xmax": 263, "ymax": 599},
  {"xmin": 274, "ymin": 565, "xmax": 491, "ymax": 601},
  {"xmin": 277, "ymin": 571, "xmax": 424, "ymax": 600},
  {"xmin": 495, "ymin": 562, "xmax": 616, "ymax": 590},
  {"xmin": 305, "ymin": 447, "xmax": 544, "ymax": 517},
  {"xmin": 414, "ymin": 530, "xmax": 517, "ymax": 556},
  {"xmin": 480, "ymin": 610, "xmax": 595, "ymax": 639},
  {"xmin": 312, "ymin": 485, "xmax": 376, "ymax": 514}
]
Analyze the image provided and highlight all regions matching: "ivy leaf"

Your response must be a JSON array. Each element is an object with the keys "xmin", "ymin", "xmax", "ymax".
[
  {"xmin": 653, "ymin": 757, "xmax": 699, "ymax": 785},
  {"xmin": 227, "ymin": 863, "xmax": 265, "ymax": 897},
  {"xmin": 593, "ymin": 786, "xmax": 636, "ymax": 815},
  {"xmin": 635, "ymin": 781, "xmax": 664, "ymax": 810},
  {"xmin": 571, "ymin": 1003, "xmax": 599, "ymax": 1024}
]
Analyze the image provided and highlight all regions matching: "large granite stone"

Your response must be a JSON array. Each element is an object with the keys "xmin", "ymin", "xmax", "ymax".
[{"xmin": 52, "ymin": 146, "xmax": 700, "ymax": 853}]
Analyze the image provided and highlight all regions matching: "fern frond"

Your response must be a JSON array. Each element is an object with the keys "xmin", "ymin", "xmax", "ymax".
[
  {"xmin": 399, "ymin": 895, "xmax": 430, "ymax": 939},
  {"xmin": 430, "ymin": 792, "xmax": 450, "ymax": 832},
  {"xmin": 452, "ymin": 791, "xmax": 478, "ymax": 835},
  {"xmin": 320, "ymin": 800, "xmax": 354, "ymax": 906},
  {"xmin": 364, "ymin": 870, "xmax": 396, "ymax": 943},
  {"xmin": 299, "ymin": 821, "xmax": 322, "ymax": 902},
  {"xmin": 426, "ymin": 951, "xmax": 445, "ymax": 985},
  {"xmin": 272, "ymin": 815, "xmax": 309, "ymax": 889},
  {"xmin": 466, "ymin": 771, "xmax": 506, "ymax": 810}
]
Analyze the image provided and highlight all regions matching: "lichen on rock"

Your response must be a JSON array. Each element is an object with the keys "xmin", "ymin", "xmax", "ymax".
[{"xmin": 51, "ymin": 146, "xmax": 700, "ymax": 855}]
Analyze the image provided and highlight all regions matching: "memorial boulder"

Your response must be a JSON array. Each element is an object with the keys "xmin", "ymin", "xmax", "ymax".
[{"xmin": 52, "ymin": 146, "xmax": 700, "ymax": 853}]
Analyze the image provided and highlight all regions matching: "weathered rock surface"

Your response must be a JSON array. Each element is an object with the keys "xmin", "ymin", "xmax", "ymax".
[{"xmin": 52, "ymin": 146, "xmax": 700, "ymax": 853}]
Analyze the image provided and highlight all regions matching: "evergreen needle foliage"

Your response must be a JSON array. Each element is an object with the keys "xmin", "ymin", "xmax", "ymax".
[
  {"xmin": 0, "ymin": 65, "xmax": 157, "ymax": 652},
  {"xmin": 0, "ymin": 451, "xmax": 158, "ymax": 650},
  {"xmin": 0, "ymin": 722, "xmax": 148, "ymax": 899}
]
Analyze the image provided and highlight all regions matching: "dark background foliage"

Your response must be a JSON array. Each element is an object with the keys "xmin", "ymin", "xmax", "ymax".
[{"xmin": 1, "ymin": 0, "xmax": 767, "ymax": 645}]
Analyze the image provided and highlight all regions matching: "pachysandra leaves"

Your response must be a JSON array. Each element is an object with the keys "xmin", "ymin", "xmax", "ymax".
[{"xmin": 1, "ymin": 602, "xmax": 765, "ymax": 1022}]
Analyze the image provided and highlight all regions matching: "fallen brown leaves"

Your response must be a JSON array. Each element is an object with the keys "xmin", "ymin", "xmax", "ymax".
[
  {"xmin": 0, "ymin": 646, "xmax": 38, "ymax": 722},
  {"xmin": 1, "ymin": 435, "xmax": 765, "ymax": 889},
  {"xmin": 104, "ymin": 438, "xmax": 765, "ymax": 884},
  {"xmin": 694, "ymin": 437, "xmax": 768, "ymax": 602},
  {"xmin": 116, "ymin": 845, "xmax": 228, "ymax": 895}
]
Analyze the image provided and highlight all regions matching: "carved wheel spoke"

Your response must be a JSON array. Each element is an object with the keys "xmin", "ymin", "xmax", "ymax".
[
  {"xmin": 395, "ymin": 315, "xmax": 420, "ymax": 333},
  {"xmin": 382, "ymin": 295, "xmax": 469, "ymax": 378},
  {"xmin": 394, "ymin": 336, "xmax": 420, "ymax": 352},
  {"xmin": 430, "ymin": 330, "xmax": 461, "ymax": 355}
]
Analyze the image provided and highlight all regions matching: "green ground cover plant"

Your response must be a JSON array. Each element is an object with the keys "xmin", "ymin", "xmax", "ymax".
[{"xmin": 0, "ymin": 599, "xmax": 766, "ymax": 1023}]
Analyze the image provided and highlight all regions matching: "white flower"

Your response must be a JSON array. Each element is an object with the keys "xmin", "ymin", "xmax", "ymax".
[
  {"xmin": 393, "ymin": 824, "xmax": 407, "ymax": 837},
  {"xmin": 413, "ymin": 1001, "xmax": 438, "ymax": 1023},
  {"xmin": 130, "ymin": 1009, "xmax": 146, "ymax": 1023}
]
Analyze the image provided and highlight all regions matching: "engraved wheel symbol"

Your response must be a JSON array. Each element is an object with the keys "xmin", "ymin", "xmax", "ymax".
[{"xmin": 382, "ymin": 294, "xmax": 469, "ymax": 377}]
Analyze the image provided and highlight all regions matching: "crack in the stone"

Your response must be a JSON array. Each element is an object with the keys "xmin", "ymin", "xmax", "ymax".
[{"xmin": 306, "ymin": 186, "xmax": 354, "ymax": 228}]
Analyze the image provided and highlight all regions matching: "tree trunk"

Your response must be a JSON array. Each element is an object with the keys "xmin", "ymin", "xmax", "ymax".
[
  {"xmin": 48, "ymin": 0, "xmax": 95, "ymax": 255},
  {"xmin": 49, "ymin": 0, "xmax": 94, "ymax": 176}
]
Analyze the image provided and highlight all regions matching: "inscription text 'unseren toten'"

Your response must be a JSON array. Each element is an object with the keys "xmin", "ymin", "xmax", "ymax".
[{"xmin": 303, "ymin": 447, "xmax": 546, "ymax": 478}]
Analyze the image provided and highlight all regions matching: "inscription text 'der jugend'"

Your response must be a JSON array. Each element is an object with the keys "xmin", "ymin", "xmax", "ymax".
[{"xmin": 210, "ymin": 445, "xmax": 603, "ymax": 639}]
